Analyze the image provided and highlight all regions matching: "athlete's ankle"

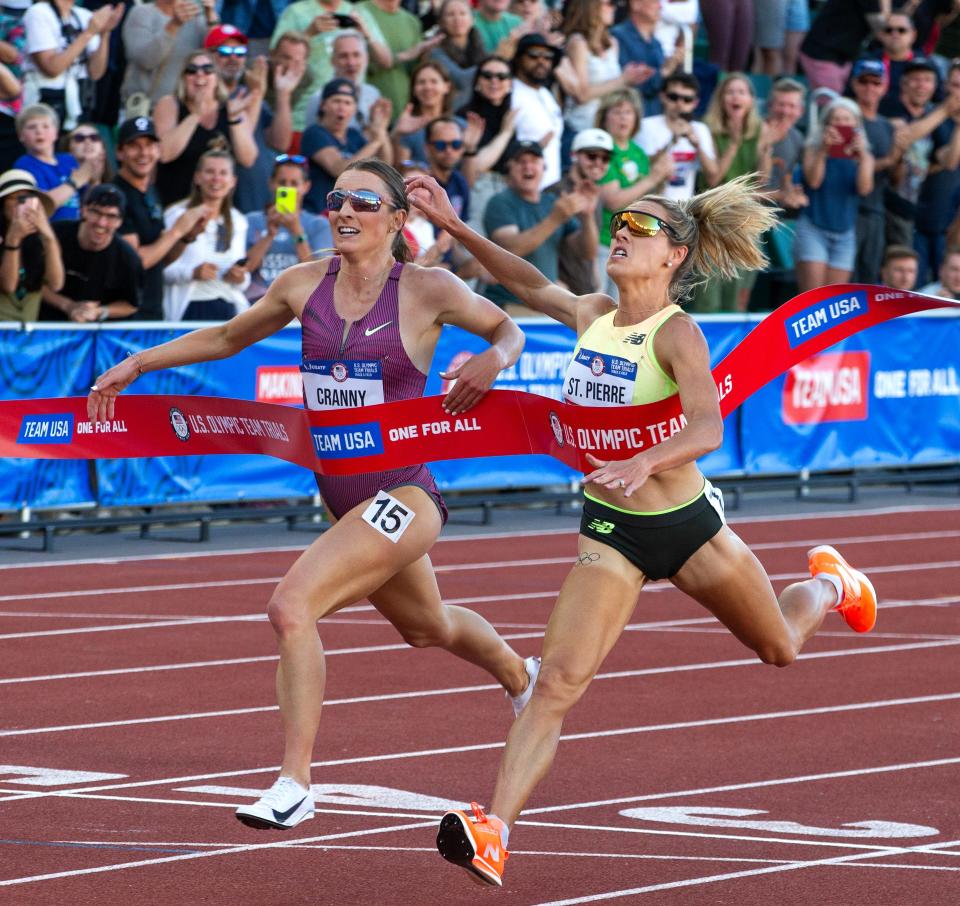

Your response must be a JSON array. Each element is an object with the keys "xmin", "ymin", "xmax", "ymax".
[{"xmin": 487, "ymin": 813, "xmax": 510, "ymax": 848}]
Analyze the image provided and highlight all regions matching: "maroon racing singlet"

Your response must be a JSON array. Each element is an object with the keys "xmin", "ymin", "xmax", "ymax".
[{"xmin": 299, "ymin": 256, "xmax": 448, "ymax": 522}]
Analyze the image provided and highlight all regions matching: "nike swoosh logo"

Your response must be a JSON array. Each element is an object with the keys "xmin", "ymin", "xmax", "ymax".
[
  {"xmin": 272, "ymin": 796, "xmax": 308, "ymax": 823},
  {"xmin": 364, "ymin": 321, "xmax": 392, "ymax": 336}
]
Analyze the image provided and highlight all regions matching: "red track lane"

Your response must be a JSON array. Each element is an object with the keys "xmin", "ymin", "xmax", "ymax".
[{"xmin": 0, "ymin": 507, "xmax": 958, "ymax": 905}]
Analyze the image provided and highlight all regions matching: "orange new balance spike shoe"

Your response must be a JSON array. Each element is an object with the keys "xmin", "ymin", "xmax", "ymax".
[
  {"xmin": 436, "ymin": 801, "xmax": 508, "ymax": 886},
  {"xmin": 808, "ymin": 545, "xmax": 877, "ymax": 633}
]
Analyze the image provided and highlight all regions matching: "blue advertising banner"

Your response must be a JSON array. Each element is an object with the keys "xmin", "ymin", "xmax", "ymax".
[
  {"xmin": 741, "ymin": 313, "xmax": 960, "ymax": 473},
  {"xmin": 0, "ymin": 326, "xmax": 96, "ymax": 508},
  {"xmin": 93, "ymin": 326, "xmax": 317, "ymax": 506}
]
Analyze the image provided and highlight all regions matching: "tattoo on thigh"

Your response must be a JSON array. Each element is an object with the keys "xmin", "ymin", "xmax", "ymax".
[{"xmin": 576, "ymin": 552, "xmax": 600, "ymax": 566}]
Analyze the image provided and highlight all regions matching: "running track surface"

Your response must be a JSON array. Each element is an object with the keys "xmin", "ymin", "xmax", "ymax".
[{"xmin": 1, "ymin": 505, "xmax": 958, "ymax": 905}]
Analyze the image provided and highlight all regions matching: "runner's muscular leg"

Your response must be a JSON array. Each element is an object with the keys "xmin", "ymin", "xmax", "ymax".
[
  {"xmin": 269, "ymin": 486, "xmax": 442, "ymax": 786},
  {"xmin": 670, "ymin": 526, "xmax": 837, "ymax": 666},
  {"xmin": 368, "ymin": 552, "xmax": 529, "ymax": 698},
  {"xmin": 490, "ymin": 537, "xmax": 645, "ymax": 828}
]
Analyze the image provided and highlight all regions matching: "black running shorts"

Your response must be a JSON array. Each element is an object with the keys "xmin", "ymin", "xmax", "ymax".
[{"xmin": 579, "ymin": 482, "xmax": 726, "ymax": 580}]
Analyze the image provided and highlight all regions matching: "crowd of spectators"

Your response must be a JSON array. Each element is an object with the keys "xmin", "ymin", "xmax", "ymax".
[{"xmin": 2, "ymin": 0, "xmax": 960, "ymax": 324}]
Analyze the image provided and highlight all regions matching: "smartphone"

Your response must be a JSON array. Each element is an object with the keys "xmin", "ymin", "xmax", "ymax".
[
  {"xmin": 276, "ymin": 186, "xmax": 298, "ymax": 215},
  {"xmin": 827, "ymin": 124, "xmax": 856, "ymax": 158},
  {"xmin": 333, "ymin": 13, "xmax": 357, "ymax": 26}
]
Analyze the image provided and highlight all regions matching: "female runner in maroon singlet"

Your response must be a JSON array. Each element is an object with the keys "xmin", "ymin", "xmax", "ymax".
[{"xmin": 87, "ymin": 158, "xmax": 537, "ymax": 831}]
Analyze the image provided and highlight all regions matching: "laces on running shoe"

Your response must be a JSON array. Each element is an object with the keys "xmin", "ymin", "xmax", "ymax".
[{"xmin": 262, "ymin": 776, "xmax": 306, "ymax": 806}]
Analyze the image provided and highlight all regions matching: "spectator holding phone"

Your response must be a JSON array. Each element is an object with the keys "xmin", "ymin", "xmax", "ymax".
[
  {"xmin": 0, "ymin": 168, "xmax": 63, "ymax": 323},
  {"xmin": 636, "ymin": 72, "xmax": 717, "ymax": 201},
  {"xmin": 795, "ymin": 97, "xmax": 875, "ymax": 294},
  {"xmin": 244, "ymin": 153, "xmax": 332, "ymax": 301},
  {"xmin": 162, "ymin": 148, "xmax": 250, "ymax": 320},
  {"xmin": 270, "ymin": 0, "xmax": 390, "ymax": 106}
]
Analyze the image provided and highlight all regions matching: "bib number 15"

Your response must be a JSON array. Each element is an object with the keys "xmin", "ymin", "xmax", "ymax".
[{"xmin": 362, "ymin": 492, "xmax": 416, "ymax": 543}]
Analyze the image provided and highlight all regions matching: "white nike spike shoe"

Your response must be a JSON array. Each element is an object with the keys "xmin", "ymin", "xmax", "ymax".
[
  {"xmin": 235, "ymin": 776, "xmax": 315, "ymax": 830},
  {"xmin": 508, "ymin": 656, "xmax": 541, "ymax": 718}
]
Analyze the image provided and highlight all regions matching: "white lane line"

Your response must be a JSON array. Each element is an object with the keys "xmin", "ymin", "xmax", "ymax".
[
  {"xmin": 1, "ymin": 612, "xmax": 956, "ymax": 688},
  {"xmin": 1, "ymin": 691, "xmax": 958, "ymax": 797},
  {"xmin": 0, "ymin": 505, "xmax": 951, "ymax": 571},
  {"xmin": 2, "ymin": 635, "xmax": 959, "ymax": 736},
  {"xmin": 530, "ymin": 839, "xmax": 960, "ymax": 905},
  {"xmin": 0, "ymin": 819, "xmax": 438, "ymax": 887},
  {"xmin": 522, "ymin": 755, "xmax": 960, "ymax": 815},
  {"xmin": 2, "ymin": 559, "xmax": 958, "ymax": 640},
  {"xmin": 1, "ymin": 544, "xmax": 959, "ymax": 608}
]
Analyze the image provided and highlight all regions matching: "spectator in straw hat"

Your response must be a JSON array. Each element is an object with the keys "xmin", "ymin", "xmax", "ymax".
[{"xmin": 0, "ymin": 168, "xmax": 63, "ymax": 323}]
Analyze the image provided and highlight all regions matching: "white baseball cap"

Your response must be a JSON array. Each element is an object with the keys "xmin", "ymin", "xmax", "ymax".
[{"xmin": 571, "ymin": 128, "xmax": 614, "ymax": 154}]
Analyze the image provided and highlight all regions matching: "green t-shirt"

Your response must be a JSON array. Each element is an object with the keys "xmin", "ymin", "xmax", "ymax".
[
  {"xmin": 356, "ymin": 1, "xmax": 423, "ymax": 112},
  {"xmin": 474, "ymin": 11, "xmax": 522, "ymax": 53},
  {"xmin": 270, "ymin": 0, "xmax": 386, "ymax": 131},
  {"xmin": 705, "ymin": 132, "xmax": 761, "ymax": 187},
  {"xmin": 0, "ymin": 289, "xmax": 40, "ymax": 323},
  {"xmin": 598, "ymin": 140, "xmax": 650, "ymax": 246}
]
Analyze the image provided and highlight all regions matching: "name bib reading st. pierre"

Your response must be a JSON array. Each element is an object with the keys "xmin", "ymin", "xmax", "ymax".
[
  {"xmin": 563, "ymin": 348, "xmax": 638, "ymax": 407},
  {"xmin": 301, "ymin": 359, "xmax": 385, "ymax": 411}
]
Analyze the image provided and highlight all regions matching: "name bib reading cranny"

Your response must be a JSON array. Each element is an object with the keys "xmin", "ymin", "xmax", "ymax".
[{"xmin": 300, "ymin": 359, "xmax": 385, "ymax": 411}]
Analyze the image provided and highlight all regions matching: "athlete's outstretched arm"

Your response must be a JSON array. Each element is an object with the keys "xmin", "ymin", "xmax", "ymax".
[
  {"xmin": 406, "ymin": 174, "xmax": 607, "ymax": 333},
  {"xmin": 87, "ymin": 268, "xmax": 303, "ymax": 421},
  {"xmin": 410, "ymin": 265, "xmax": 524, "ymax": 415}
]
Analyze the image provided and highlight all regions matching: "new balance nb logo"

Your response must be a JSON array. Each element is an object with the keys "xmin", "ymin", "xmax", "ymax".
[
  {"xmin": 483, "ymin": 844, "xmax": 501, "ymax": 863},
  {"xmin": 623, "ymin": 332, "xmax": 646, "ymax": 345},
  {"xmin": 587, "ymin": 519, "xmax": 615, "ymax": 534}
]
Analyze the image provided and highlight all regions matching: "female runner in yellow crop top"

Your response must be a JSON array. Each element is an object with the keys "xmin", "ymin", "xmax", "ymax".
[{"xmin": 405, "ymin": 172, "xmax": 879, "ymax": 888}]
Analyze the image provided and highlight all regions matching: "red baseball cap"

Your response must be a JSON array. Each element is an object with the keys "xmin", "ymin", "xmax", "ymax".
[{"xmin": 204, "ymin": 24, "xmax": 248, "ymax": 48}]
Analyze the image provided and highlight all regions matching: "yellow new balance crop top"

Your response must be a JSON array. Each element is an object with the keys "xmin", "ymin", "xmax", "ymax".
[{"xmin": 562, "ymin": 305, "xmax": 681, "ymax": 407}]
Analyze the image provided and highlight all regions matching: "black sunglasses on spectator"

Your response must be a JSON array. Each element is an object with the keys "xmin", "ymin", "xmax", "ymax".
[
  {"xmin": 884, "ymin": 26, "xmax": 910, "ymax": 33},
  {"xmin": 185, "ymin": 63, "xmax": 216, "ymax": 75},
  {"xmin": 478, "ymin": 70, "xmax": 510, "ymax": 80},
  {"xmin": 664, "ymin": 91, "xmax": 697, "ymax": 103}
]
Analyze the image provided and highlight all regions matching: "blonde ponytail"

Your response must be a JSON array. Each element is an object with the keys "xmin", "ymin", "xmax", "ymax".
[{"xmin": 642, "ymin": 174, "xmax": 779, "ymax": 303}]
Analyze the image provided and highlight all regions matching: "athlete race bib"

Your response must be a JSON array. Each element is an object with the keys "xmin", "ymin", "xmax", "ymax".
[
  {"xmin": 301, "ymin": 359, "xmax": 385, "ymax": 411},
  {"xmin": 564, "ymin": 348, "xmax": 638, "ymax": 406}
]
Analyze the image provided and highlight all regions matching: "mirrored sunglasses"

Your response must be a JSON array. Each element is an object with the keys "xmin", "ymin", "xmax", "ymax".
[
  {"xmin": 610, "ymin": 209, "xmax": 678, "ymax": 239},
  {"xmin": 430, "ymin": 139, "xmax": 463, "ymax": 151},
  {"xmin": 326, "ymin": 188, "xmax": 392, "ymax": 212},
  {"xmin": 217, "ymin": 46, "xmax": 248, "ymax": 56},
  {"xmin": 275, "ymin": 153, "xmax": 307, "ymax": 167}
]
